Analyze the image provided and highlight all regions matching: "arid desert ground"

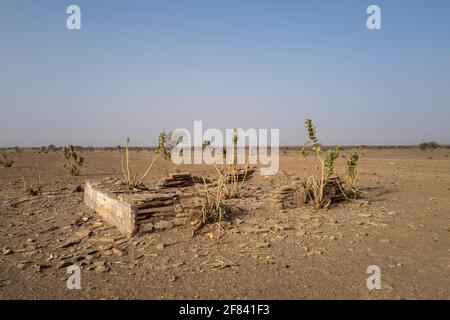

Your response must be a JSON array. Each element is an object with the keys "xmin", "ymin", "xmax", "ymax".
[{"xmin": 0, "ymin": 148, "xmax": 449, "ymax": 299}]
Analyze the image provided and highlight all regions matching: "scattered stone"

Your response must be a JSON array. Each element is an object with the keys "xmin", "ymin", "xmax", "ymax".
[
  {"xmin": 95, "ymin": 265, "xmax": 108, "ymax": 274},
  {"xmin": 296, "ymin": 230, "xmax": 306, "ymax": 237},
  {"xmin": 60, "ymin": 239, "xmax": 81, "ymax": 248},
  {"xmin": 74, "ymin": 255, "xmax": 85, "ymax": 262},
  {"xmin": 265, "ymin": 256, "xmax": 276, "ymax": 264},
  {"xmin": 0, "ymin": 280, "xmax": 13, "ymax": 287},
  {"xmin": 112, "ymin": 247, "xmax": 124, "ymax": 256},
  {"xmin": 91, "ymin": 221, "xmax": 103, "ymax": 229},
  {"xmin": 16, "ymin": 261, "xmax": 31, "ymax": 270},
  {"xmin": 93, "ymin": 261, "xmax": 106, "ymax": 267},
  {"xmin": 311, "ymin": 221, "xmax": 322, "ymax": 228},
  {"xmin": 173, "ymin": 262, "xmax": 185, "ymax": 268},
  {"xmin": 256, "ymin": 241, "xmax": 271, "ymax": 249},
  {"xmin": 34, "ymin": 264, "xmax": 51, "ymax": 272},
  {"xmin": 75, "ymin": 230, "xmax": 92, "ymax": 239},
  {"xmin": 358, "ymin": 200, "xmax": 371, "ymax": 207},
  {"xmin": 269, "ymin": 183, "xmax": 307, "ymax": 209},
  {"xmin": 3, "ymin": 248, "xmax": 14, "ymax": 255},
  {"xmin": 97, "ymin": 236, "xmax": 115, "ymax": 243},
  {"xmin": 156, "ymin": 243, "xmax": 165, "ymax": 251},
  {"xmin": 242, "ymin": 226, "xmax": 270, "ymax": 234},
  {"xmin": 58, "ymin": 261, "xmax": 73, "ymax": 269},
  {"xmin": 46, "ymin": 254, "xmax": 55, "ymax": 262},
  {"xmin": 273, "ymin": 223, "xmax": 294, "ymax": 231},
  {"xmin": 73, "ymin": 185, "xmax": 84, "ymax": 193}
]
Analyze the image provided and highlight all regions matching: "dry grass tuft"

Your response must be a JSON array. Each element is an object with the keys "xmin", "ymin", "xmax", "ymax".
[
  {"xmin": 21, "ymin": 160, "xmax": 42, "ymax": 196},
  {"xmin": 0, "ymin": 149, "xmax": 14, "ymax": 168},
  {"xmin": 213, "ymin": 128, "xmax": 250, "ymax": 199}
]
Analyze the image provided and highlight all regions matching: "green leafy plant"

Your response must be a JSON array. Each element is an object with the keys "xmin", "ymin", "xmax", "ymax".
[
  {"xmin": 61, "ymin": 145, "xmax": 84, "ymax": 175},
  {"xmin": 0, "ymin": 149, "xmax": 14, "ymax": 168},
  {"xmin": 301, "ymin": 119, "xmax": 341, "ymax": 208},
  {"xmin": 345, "ymin": 148, "xmax": 361, "ymax": 189}
]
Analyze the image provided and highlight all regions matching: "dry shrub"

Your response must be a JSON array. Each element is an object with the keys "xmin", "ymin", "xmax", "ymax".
[
  {"xmin": 21, "ymin": 160, "xmax": 42, "ymax": 196},
  {"xmin": 61, "ymin": 145, "xmax": 84, "ymax": 175},
  {"xmin": 0, "ymin": 149, "xmax": 14, "ymax": 168},
  {"xmin": 213, "ymin": 128, "xmax": 250, "ymax": 199},
  {"xmin": 192, "ymin": 177, "xmax": 228, "ymax": 240}
]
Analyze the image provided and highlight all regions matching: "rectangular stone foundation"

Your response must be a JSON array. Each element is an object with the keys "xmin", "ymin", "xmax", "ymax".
[{"xmin": 84, "ymin": 179, "xmax": 205, "ymax": 237}]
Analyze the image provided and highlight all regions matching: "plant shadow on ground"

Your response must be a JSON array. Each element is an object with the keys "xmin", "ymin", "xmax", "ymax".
[{"xmin": 357, "ymin": 186, "xmax": 397, "ymax": 202}]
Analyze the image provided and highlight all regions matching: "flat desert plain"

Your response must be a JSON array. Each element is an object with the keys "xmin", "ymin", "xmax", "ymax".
[{"xmin": 0, "ymin": 148, "xmax": 449, "ymax": 299}]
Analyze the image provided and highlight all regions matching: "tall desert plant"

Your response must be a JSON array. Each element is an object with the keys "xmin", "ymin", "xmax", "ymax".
[
  {"xmin": 61, "ymin": 145, "xmax": 84, "ymax": 175},
  {"xmin": 301, "ymin": 119, "xmax": 340, "ymax": 208},
  {"xmin": 121, "ymin": 132, "xmax": 171, "ymax": 188}
]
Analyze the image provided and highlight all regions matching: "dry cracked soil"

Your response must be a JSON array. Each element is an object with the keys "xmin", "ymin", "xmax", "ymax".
[{"xmin": 0, "ymin": 149, "xmax": 449, "ymax": 299}]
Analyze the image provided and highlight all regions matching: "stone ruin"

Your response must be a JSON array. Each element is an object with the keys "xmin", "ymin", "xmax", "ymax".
[
  {"xmin": 269, "ymin": 181, "xmax": 307, "ymax": 210},
  {"xmin": 84, "ymin": 168, "xmax": 350, "ymax": 237},
  {"xmin": 84, "ymin": 168, "xmax": 258, "ymax": 237},
  {"xmin": 84, "ymin": 173, "xmax": 209, "ymax": 237},
  {"xmin": 269, "ymin": 176, "xmax": 349, "ymax": 209}
]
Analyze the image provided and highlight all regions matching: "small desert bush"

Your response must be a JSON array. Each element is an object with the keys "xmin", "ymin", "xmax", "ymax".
[
  {"xmin": 419, "ymin": 141, "xmax": 439, "ymax": 151},
  {"xmin": 61, "ymin": 145, "xmax": 84, "ymax": 175},
  {"xmin": 0, "ymin": 149, "xmax": 14, "ymax": 168},
  {"xmin": 48, "ymin": 144, "xmax": 57, "ymax": 152}
]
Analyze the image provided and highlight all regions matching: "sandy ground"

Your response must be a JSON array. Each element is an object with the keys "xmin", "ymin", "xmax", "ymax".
[{"xmin": 0, "ymin": 148, "xmax": 449, "ymax": 300}]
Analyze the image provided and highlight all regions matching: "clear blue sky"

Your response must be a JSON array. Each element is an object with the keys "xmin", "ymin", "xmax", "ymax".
[{"xmin": 1, "ymin": 0, "xmax": 449, "ymax": 147}]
